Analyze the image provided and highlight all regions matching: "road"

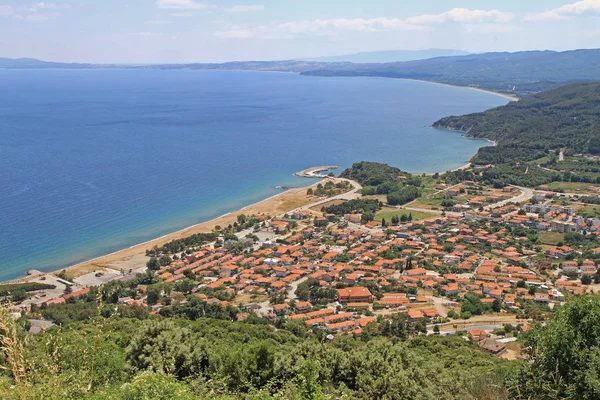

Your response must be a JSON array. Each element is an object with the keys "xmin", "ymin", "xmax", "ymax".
[
  {"xmin": 298, "ymin": 178, "xmax": 363, "ymax": 211},
  {"xmin": 484, "ymin": 186, "xmax": 534, "ymax": 210},
  {"xmin": 286, "ymin": 276, "xmax": 308, "ymax": 302}
]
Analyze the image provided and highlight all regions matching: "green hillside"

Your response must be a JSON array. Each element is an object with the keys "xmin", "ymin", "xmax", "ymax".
[{"xmin": 433, "ymin": 83, "xmax": 600, "ymax": 164}]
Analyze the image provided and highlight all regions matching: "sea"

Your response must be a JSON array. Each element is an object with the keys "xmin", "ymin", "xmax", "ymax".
[{"xmin": 0, "ymin": 69, "xmax": 507, "ymax": 281}]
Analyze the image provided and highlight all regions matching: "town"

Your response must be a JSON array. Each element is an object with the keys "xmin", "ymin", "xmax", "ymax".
[{"xmin": 7, "ymin": 164, "xmax": 600, "ymax": 361}]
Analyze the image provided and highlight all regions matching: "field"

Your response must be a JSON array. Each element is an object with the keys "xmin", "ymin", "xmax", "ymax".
[
  {"xmin": 549, "ymin": 181, "xmax": 594, "ymax": 193},
  {"xmin": 576, "ymin": 205, "xmax": 600, "ymax": 219},
  {"xmin": 374, "ymin": 208, "xmax": 436, "ymax": 222},
  {"xmin": 538, "ymin": 231, "xmax": 565, "ymax": 246}
]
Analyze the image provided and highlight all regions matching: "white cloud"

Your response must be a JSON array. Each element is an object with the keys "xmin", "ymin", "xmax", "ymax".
[
  {"xmin": 214, "ymin": 28, "xmax": 255, "ymax": 38},
  {"xmin": 407, "ymin": 8, "xmax": 513, "ymax": 25},
  {"xmin": 213, "ymin": 8, "xmax": 517, "ymax": 40},
  {"xmin": 156, "ymin": 0, "xmax": 214, "ymax": 9},
  {"xmin": 35, "ymin": 2, "xmax": 70, "ymax": 10},
  {"xmin": 0, "ymin": 5, "xmax": 14, "ymax": 16},
  {"xmin": 527, "ymin": 0, "xmax": 600, "ymax": 21},
  {"xmin": 171, "ymin": 12, "xmax": 194, "ymax": 17},
  {"xmin": 14, "ymin": 13, "xmax": 58, "ymax": 21},
  {"xmin": 146, "ymin": 20, "xmax": 174, "ymax": 24},
  {"xmin": 225, "ymin": 5, "xmax": 264, "ymax": 13},
  {"xmin": 215, "ymin": 17, "xmax": 425, "ymax": 39}
]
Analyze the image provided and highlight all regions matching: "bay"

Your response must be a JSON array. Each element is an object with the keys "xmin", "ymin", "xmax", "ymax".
[{"xmin": 0, "ymin": 69, "xmax": 507, "ymax": 281}]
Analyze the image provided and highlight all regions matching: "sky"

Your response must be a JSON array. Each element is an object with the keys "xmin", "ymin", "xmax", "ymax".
[{"xmin": 0, "ymin": 0, "xmax": 599, "ymax": 63}]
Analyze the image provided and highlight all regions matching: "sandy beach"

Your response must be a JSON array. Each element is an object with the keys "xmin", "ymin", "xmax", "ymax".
[
  {"xmin": 54, "ymin": 180, "xmax": 326, "ymax": 279},
  {"xmin": 399, "ymin": 78, "xmax": 520, "ymax": 101}
]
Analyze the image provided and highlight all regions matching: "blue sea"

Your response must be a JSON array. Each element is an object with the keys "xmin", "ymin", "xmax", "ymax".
[{"xmin": 0, "ymin": 69, "xmax": 507, "ymax": 281}]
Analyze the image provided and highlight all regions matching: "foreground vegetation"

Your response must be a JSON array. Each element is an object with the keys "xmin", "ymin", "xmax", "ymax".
[{"xmin": 2, "ymin": 294, "xmax": 600, "ymax": 399}]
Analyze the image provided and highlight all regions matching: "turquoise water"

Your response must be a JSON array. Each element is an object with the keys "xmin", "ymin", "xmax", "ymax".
[{"xmin": 0, "ymin": 69, "xmax": 507, "ymax": 281}]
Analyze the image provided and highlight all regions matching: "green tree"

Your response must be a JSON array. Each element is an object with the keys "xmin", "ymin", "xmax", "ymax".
[
  {"xmin": 159, "ymin": 255, "xmax": 172, "ymax": 267},
  {"xmin": 125, "ymin": 320, "xmax": 206, "ymax": 379},
  {"xmin": 519, "ymin": 295, "xmax": 600, "ymax": 399},
  {"xmin": 146, "ymin": 257, "xmax": 160, "ymax": 271}
]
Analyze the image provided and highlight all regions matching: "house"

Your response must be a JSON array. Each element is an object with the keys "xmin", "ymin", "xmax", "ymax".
[
  {"xmin": 271, "ymin": 220, "xmax": 290, "ymax": 233},
  {"xmin": 534, "ymin": 293, "xmax": 550, "ymax": 304},
  {"xmin": 403, "ymin": 268, "xmax": 427, "ymax": 277},
  {"xmin": 337, "ymin": 287, "xmax": 373, "ymax": 303},
  {"xmin": 344, "ymin": 214, "xmax": 362, "ymax": 224},
  {"xmin": 467, "ymin": 329, "xmax": 488, "ymax": 342},
  {"xmin": 294, "ymin": 301, "xmax": 312, "ymax": 313},
  {"xmin": 479, "ymin": 338, "xmax": 507, "ymax": 357},
  {"xmin": 272, "ymin": 303, "xmax": 290, "ymax": 315},
  {"xmin": 407, "ymin": 309, "xmax": 424, "ymax": 320}
]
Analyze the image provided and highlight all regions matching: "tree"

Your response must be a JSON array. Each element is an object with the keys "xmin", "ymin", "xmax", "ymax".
[
  {"xmin": 146, "ymin": 285, "xmax": 161, "ymax": 306},
  {"xmin": 519, "ymin": 295, "xmax": 600, "ymax": 399},
  {"xmin": 174, "ymin": 278, "xmax": 195, "ymax": 295},
  {"xmin": 307, "ymin": 188, "xmax": 314, "ymax": 196},
  {"xmin": 230, "ymin": 241, "xmax": 245, "ymax": 254},
  {"xmin": 125, "ymin": 320, "xmax": 206, "ymax": 378},
  {"xmin": 159, "ymin": 255, "xmax": 172, "ymax": 267},
  {"xmin": 433, "ymin": 324, "xmax": 440, "ymax": 335},
  {"xmin": 391, "ymin": 215, "xmax": 399, "ymax": 225},
  {"xmin": 146, "ymin": 257, "xmax": 160, "ymax": 271},
  {"xmin": 492, "ymin": 298, "xmax": 502, "ymax": 312},
  {"xmin": 581, "ymin": 274, "xmax": 592, "ymax": 285}
]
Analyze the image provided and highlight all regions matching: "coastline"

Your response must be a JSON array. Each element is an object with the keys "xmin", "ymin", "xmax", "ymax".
[
  {"xmin": 395, "ymin": 78, "xmax": 520, "ymax": 101},
  {"xmin": 22, "ymin": 179, "xmax": 328, "ymax": 281},
  {"xmin": 1, "ymin": 75, "xmax": 508, "ymax": 284},
  {"xmin": 4, "ymin": 155, "xmax": 482, "ymax": 283}
]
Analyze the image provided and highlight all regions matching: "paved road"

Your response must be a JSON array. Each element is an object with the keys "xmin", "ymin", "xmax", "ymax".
[
  {"xmin": 286, "ymin": 276, "xmax": 308, "ymax": 302},
  {"xmin": 484, "ymin": 186, "xmax": 534, "ymax": 210},
  {"xmin": 298, "ymin": 178, "xmax": 363, "ymax": 211}
]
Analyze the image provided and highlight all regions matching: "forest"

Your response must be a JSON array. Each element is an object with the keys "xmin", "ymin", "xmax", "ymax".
[{"xmin": 433, "ymin": 83, "xmax": 600, "ymax": 163}]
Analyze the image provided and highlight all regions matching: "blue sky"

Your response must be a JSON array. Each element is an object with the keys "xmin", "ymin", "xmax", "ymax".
[{"xmin": 0, "ymin": 0, "xmax": 599, "ymax": 63}]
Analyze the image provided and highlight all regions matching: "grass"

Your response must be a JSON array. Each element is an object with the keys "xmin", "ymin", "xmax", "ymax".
[
  {"xmin": 549, "ymin": 181, "xmax": 594, "ymax": 192},
  {"xmin": 538, "ymin": 231, "xmax": 565, "ymax": 246},
  {"xmin": 0, "ymin": 282, "xmax": 56, "ymax": 296},
  {"xmin": 576, "ymin": 206, "xmax": 600, "ymax": 219},
  {"xmin": 374, "ymin": 208, "xmax": 436, "ymax": 222},
  {"xmin": 310, "ymin": 199, "xmax": 344, "ymax": 212}
]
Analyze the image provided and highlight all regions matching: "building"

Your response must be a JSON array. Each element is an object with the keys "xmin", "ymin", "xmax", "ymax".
[{"xmin": 337, "ymin": 287, "xmax": 373, "ymax": 303}]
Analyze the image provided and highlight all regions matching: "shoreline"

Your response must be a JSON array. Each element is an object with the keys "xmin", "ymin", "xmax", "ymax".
[
  {"xmin": 395, "ymin": 78, "xmax": 520, "ymax": 101},
  {"xmin": 2, "ymin": 74, "xmax": 508, "ymax": 284},
  {"xmin": 6, "ymin": 177, "xmax": 328, "ymax": 283},
  {"xmin": 4, "ymin": 158, "xmax": 473, "ymax": 284},
  {"xmin": 4, "ymin": 154, "xmax": 479, "ymax": 283}
]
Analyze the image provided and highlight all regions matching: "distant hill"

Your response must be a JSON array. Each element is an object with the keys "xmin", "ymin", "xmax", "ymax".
[
  {"xmin": 301, "ymin": 49, "xmax": 600, "ymax": 97},
  {"xmin": 302, "ymin": 49, "xmax": 469, "ymax": 63},
  {"xmin": 3, "ymin": 49, "xmax": 600, "ymax": 98},
  {"xmin": 433, "ymin": 82, "xmax": 600, "ymax": 164},
  {"xmin": 0, "ymin": 57, "xmax": 91, "ymax": 69}
]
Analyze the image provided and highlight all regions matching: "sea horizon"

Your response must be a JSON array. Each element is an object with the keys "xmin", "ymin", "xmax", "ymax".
[{"xmin": 0, "ymin": 69, "xmax": 508, "ymax": 281}]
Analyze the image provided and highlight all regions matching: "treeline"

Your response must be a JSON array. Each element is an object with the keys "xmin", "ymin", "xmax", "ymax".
[
  {"xmin": 0, "ymin": 282, "xmax": 57, "ymax": 303},
  {"xmin": 321, "ymin": 198, "xmax": 382, "ymax": 216},
  {"xmin": 339, "ymin": 161, "xmax": 413, "ymax": 187},
  {"xmin": 340, "ymin": 161, "xmax": 421, "ymax": 205},
  {"xmin": 147, "ymin": 232, "xmax": 218, "ymax": 256}
]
